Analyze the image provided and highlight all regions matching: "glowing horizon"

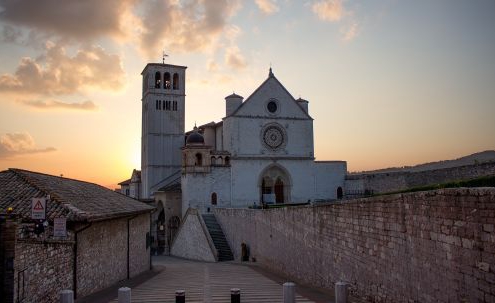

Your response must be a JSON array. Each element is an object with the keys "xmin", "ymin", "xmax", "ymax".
[{"xmin": 1, "ymin": 0, "xmax": 494, "ymax": 188}]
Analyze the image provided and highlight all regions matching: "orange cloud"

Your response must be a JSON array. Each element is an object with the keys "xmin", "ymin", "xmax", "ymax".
[
  {"xmin": 225, "ymin": 46, "xmax": 247, "ymax": 70},
  {"xmin": 0, "ymin": 132, "xmax": 56, "ymax": 158},
  {"xmin": 255, "ymin": 0, "xmax": 279, "ymax": 15},
  {"xmin": 0, "ymin": 41, "xmax": 125, "ymax": 96},
  {"xmin": 312, "ymin": 0, "xmax": 345, "ymax": 22},
  {"xmin": 0, "ymin": 0, "xmax": 136, "ymax": 41},
  {"xmin": 20, "ymin": 99, "xmax": 97, "ymax": 111},
  {"xmin": 137, "ymin": 0, "xmax": 241, "ymax": 57}
]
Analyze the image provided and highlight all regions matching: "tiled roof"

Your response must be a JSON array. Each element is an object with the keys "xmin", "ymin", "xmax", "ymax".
[
  {"xmin": 118, "ymin": 178, "xmax": 131, "ymax": 185},
  {"xmin": 0, "ymin": 169, "xmax": 154, "ymax": 222}
]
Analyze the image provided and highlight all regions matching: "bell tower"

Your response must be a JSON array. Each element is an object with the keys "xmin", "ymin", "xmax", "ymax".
[{"xmin": 141, "ymin": 63, "xmax": 187, "ymax": 198}]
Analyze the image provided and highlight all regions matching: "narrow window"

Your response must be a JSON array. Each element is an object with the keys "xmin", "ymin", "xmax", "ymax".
[
  {"xmin": 156, "ymin": 100, "xmax": 159, "ymax": 110},
  {"xmin": 195, "ymin": 153, "xmax": 202, "ymax": 166},
  {"xmin": 158, "ymin": 100, "xmax": 162, "ymax": 110},
  {"xmin": 143, "ymin": 74, "xmax": 150, "ymax": 93},
  {"xmin": 173, "ymin": 73, "xmax": 179, "ymax": 90},
  {"xmin": 211, "ymin": 156, "xmax": 216, "ymax": 165},
  {"xmin": 164, "ymin": 72, "xmax": 171, "ymax": 89},
  {"xmin": 211, "ymin": 192, "xmax": 217, "ymax": 205},
  {"xmin": 173, "ymin": 101, "xmax": 177, "ymax": 111},
  {"xmin": 154, "ymin": 72, "xmax": 161, "ymax": 88},
  {"xmin": 337, "ymin": 187, "xmax": 343, "ymax": 199},
  {"xmin": 224, "ymin": 156, "xmax": 230, "ymax": 166}
]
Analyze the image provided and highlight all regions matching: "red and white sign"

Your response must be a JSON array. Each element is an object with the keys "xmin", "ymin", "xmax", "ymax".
[
  {"xmin": 31, "ymin": 197, "xmax": 46, "ymax": 220},
  {"xmin": 53, "ymin": 217, "xmax": 67, "ymax": 237}
]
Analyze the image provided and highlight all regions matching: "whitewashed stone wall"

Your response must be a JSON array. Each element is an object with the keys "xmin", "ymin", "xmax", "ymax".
[
  {"xmin": 170, "ymin": 209, "xmax": 216, "ymax": 262},
  {"xmin": 313, "ymin": 161, "xmax": 347, "ymax": 200},
  {"xmin": 182, "ymin": 167, "xmax": 231, "ymax": 216}
]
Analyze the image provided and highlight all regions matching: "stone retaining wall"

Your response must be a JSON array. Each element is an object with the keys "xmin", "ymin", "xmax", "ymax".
[
  {"xmin": 171, "ymin": 209, "xmax": 216, "ymax": 262},
  {"xmin": 215, "ymin": 188, "xmax": 495, "ymax": 302},
  {"xmin": 345, "ymin": 162, "xmax": 495, "ymax": 195}
]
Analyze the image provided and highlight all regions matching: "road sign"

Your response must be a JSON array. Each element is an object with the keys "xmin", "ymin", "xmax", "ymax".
[
  {"xmin": 31, "ymin": 197, "xmax": 46, "ymax": 220},
  {"xmin": 53, "ymin": 217, "xmax": 66, "ymax": 237}
]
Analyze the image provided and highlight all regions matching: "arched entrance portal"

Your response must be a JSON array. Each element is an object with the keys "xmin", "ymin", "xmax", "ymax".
[{"xmin": 259, "ymin": 165, "xmax": 291, "ymax": 204}]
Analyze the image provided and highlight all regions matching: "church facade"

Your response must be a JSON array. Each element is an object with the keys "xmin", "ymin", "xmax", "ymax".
[
  {"xmin": 180, "ymin": 68, "xmax": 346, "ymax": 215},
  {"xmin": 122, "ymin": 61, "xmax": 346, "ymax": 216}
]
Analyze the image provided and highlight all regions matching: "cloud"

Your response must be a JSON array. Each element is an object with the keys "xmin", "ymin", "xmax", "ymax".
[
  {"xmin": 341, "ymin": 22, "xmax": 358, "ymax": 41},
  {"xmin": 137, "ymin": 0, "xmax": 241, "ymax": 57},
  {"xmin": 20, "ymin": 99, "xmax": 97, "ymax": 111},
  {"xmin": 255, "ymin": 0, "xmax": 279, "ymax": 15},
  {"xmin": 0, "ymin": 0, "xmax": 136, "ymax": 41},
  {"xmin": 0, "ymin": 41, "xmax": 125, "ymax": 97},
  {"xmin": 0, "ymin": 132, "xmax": 56, "ymax": 158},
  {"xmin": 225, "ymin": 45, "xmax": 247, "ymax": 70},
  {"xmin": 312, "ymin": 0, "xmax": 345, "ymax": 22}
]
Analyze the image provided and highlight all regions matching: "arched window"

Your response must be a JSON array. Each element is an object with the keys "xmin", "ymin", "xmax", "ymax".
[
  {"xmin": 154, "ymin": 72, "xmax": 161, "ymax": 88},
  {"xmin": 173, "ymin": 73, "xmax": 179, "ymax": 89},
  {"xmin": 195, "ymin": 153, "xmax": 202, "ymax": 166},
  {"xmin": 224, "ymin": 156, "xmax": 230, "ymax": 166},
  {"xmin": 211, "ymin": 156, "xmax": 216, "ymax": 165},
  {"xmin": 337, "ymin": 187, "xmax": 343, "ymax": 199},
  {"xmin": 164, "ymin": 72, "xmax": 171, "ymax": 89},
  {"xmin": 211, "ymin": 192, "xmax": 217, "ymax": 205}
]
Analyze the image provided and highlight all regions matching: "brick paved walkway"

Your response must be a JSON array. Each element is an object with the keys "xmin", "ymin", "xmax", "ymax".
[{"xmin": 107, "ymin": 256, "xmax": 332, "ymax": 303}]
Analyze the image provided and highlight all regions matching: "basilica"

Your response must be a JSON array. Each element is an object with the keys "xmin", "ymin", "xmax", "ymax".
[{"xmin": 119, "ymin": 62, "xmax": 346, "ymax": 252}]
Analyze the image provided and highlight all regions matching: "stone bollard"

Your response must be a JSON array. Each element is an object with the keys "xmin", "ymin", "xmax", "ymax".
[
  {"xmin": 59, "ymin": 290, "xmax": 74, "ymax": 303},
  {"xmin": 176, "ymin": 289, "xmax": 185, "ymax": 303},
  {"xmin": 283, "ymin": 282, "xmax": 296, "ymax": 303},
  {"xmin": 118, "ymin": 287, "xmax": 131, "ymax": 303},
  {"xmin": 231, "ymin": 288, "xmax": 241, "ymax": 303},
  {"xmin": 335, "ymin": 281, "xmax": 348, "ymax": 303}
]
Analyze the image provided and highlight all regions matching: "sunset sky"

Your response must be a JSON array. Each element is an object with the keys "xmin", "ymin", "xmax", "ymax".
[{"xmin": 0, "ymin": 0, "xmax": 494, "ymax": 188}]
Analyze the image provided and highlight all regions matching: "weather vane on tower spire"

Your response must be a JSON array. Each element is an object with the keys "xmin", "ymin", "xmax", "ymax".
[{"xmin": 162, "ymin": 51, "xmax": 168, "ymax": 64}]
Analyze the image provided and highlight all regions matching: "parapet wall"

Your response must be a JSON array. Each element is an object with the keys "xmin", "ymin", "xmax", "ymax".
[
  {"xmin": 345, "ymin": 162, "xmax": 495, "ymax": 195},
  {"xmin": 215, "ymin": 188, "xmax": 495, "ymax": 302}
]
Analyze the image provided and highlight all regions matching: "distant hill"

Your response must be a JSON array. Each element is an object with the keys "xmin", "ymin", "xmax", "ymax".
[{"xmin": 355, "ymin": 150, "xmax": 495, "ymax": 174}]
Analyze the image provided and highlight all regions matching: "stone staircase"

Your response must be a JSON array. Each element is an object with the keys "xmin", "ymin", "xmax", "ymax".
[{"xmin": 202, "ymin": 214, "xmax": 234, "ymax": 261}]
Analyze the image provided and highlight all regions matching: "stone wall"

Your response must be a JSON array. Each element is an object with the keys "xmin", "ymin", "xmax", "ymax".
[
  {"xmin": 14, "ymin": 239, "xmax": 73, "ymax": 303},
  {"xmin": 215, "ymin": 188, "xmax": 495, "ymax": 302},
  {"xmin": 77, "ymin": 213, "xmax": 150, "ymax": 297},
  {"xmin": 129, "ymin": 213, "xmax": 151, "ymax": 277},
  {"xmin": 0, "ymin": 217, "xmax": 16, "ymax": 302},
  {"xmin": 345, "ymin": 162, "xmax": 495, "ymax": 195},
  {"xmin": 171, "ymin": 209, "xmax": 216, "ymax": 262}
]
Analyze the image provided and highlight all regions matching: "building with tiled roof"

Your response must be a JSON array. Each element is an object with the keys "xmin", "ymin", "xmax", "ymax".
[{"xmin": 0, "ymin": 168, "xmax": 154, "ymax": 303}]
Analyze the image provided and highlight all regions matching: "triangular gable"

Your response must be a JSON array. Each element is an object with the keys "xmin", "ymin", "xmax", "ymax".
[{"xmin": 229, "ymin": 72, "xmax": 312, "ymax": 120}]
